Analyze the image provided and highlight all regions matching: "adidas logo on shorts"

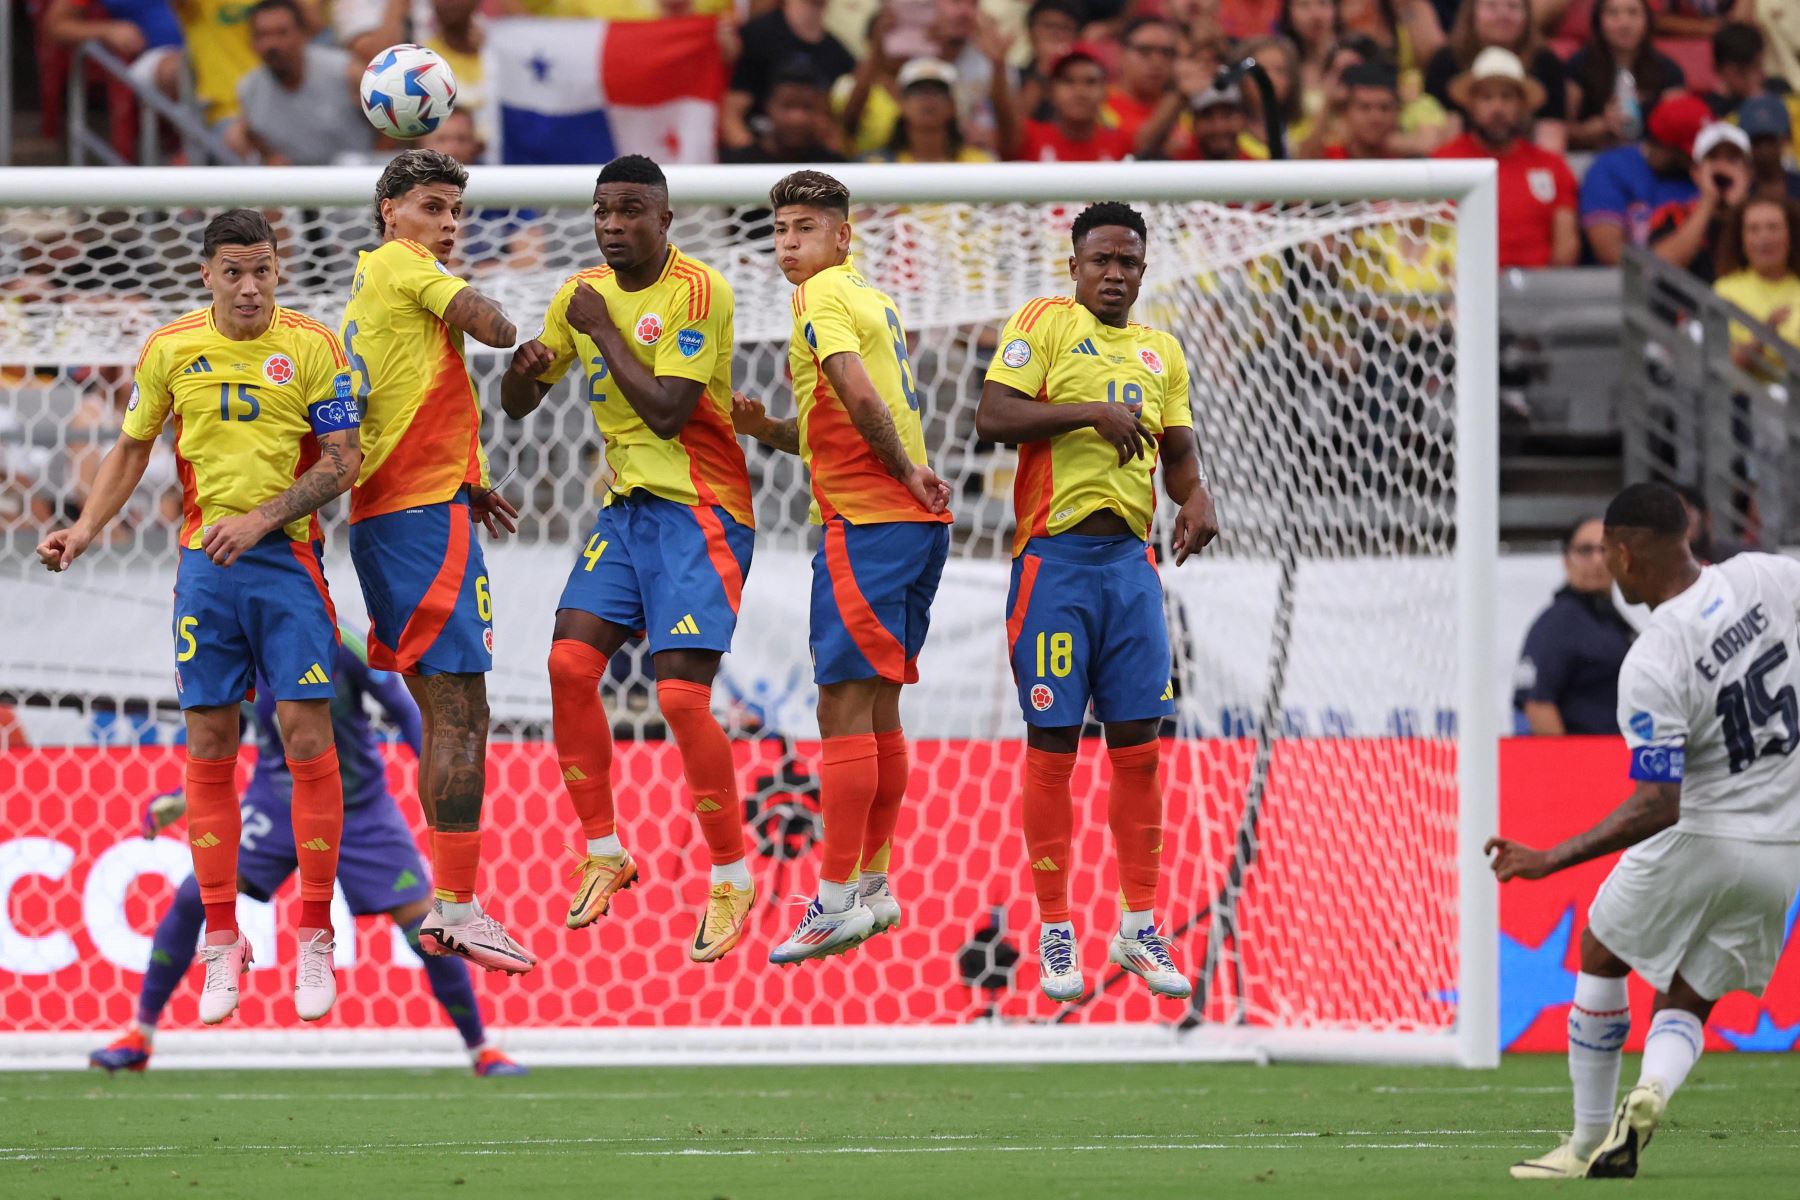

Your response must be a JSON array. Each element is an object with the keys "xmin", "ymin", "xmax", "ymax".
[
  {"xmin": 298, "ymin": 663, "xmax": 330, "ymax": 685},
  {"xmin": 669, "ymin": 614, "xmax": 701, "ymax": 636}
]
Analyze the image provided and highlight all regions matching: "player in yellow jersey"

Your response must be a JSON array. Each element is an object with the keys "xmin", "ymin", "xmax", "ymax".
[
  {"xmin": 977, "ymin": 201, "xmax": 1218, "ymax": 1005},
  {"xmin": 37, "ymin": 210, "xmax": 361, "ymax": 1027},
  {"xmin": 732, "ymin": 170, "xmax": 953, "ymax": 964},
  {"xmin": 499, "ymin": 156, "xmax": 759, "ymax": 961},
  {"xmin": 338, "ymin": 149, "xmax": 535, "ymax": 975}
]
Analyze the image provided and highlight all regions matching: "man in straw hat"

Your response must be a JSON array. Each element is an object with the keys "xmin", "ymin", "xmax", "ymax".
[{"xmin": 1434, "ymin": 46, "xmax": 1579, "ymax": 268}]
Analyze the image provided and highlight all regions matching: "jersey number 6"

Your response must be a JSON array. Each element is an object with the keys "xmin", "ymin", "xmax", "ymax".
[{"xmin": 884, "ymin": 308, "xmax": 921, "ymax": 412}]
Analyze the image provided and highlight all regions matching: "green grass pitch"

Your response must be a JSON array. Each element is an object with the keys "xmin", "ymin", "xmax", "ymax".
[{"xmin": 3, "ymin": 1055, "xmax": 1794, "ymax": 1198}]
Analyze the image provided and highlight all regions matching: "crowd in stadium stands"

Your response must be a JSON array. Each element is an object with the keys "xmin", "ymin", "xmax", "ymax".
[{"xmin": 15, "ymin": 1, "xmax": 1800, "ymax": 265}]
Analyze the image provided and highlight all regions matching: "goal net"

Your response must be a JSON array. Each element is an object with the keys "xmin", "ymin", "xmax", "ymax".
[{"xmin": 0, "ymin": 161, "xmax": 1498, "ymax": 1068}]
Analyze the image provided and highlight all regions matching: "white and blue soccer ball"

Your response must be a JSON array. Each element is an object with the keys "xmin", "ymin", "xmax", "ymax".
[{"xmin": 360, "ymin": 44, "xmax": 458, "ymax": 140}]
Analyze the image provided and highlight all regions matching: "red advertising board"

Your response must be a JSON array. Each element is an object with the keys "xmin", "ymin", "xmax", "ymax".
[{"xmin": 1, "ymin": 740, "xmax": 1793, "ymax": 1050}]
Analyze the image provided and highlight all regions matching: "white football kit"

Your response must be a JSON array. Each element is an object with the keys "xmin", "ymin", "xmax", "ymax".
[{"xmin": 1595, "ymin": 552, "xmax": 1800, "ymax": 999}]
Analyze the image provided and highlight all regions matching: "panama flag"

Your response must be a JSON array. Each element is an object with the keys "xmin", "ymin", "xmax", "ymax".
[{"xmin": 490, "ymin": 16, "xmax": 726, "ymax": 165}]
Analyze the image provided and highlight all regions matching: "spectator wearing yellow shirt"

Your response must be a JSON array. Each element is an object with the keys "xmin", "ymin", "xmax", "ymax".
[
  {"xmin": 863, "ymin": 58, "xmax": 995, "ymax": 163},
  {"xmin": 1713, "ymin": 196, "xmax": 1800, "ymax": 375},
  {"xmin": 176, "ymin": 0, "xmax": 261, "ymax": 124}
]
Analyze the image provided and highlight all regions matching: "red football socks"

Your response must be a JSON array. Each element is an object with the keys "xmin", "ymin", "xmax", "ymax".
[
  {"xmin": 548, "ymin": 639, "xmax": 617, "ymax": 840},
  {"xmin": 288, "ymin": 747, "xmax": 343, "ymax": 936},
  {"xmin": 1107, "ymin": 741, "xmax": 1165, "ymax": 914},
  {"xmin": 658, "ymin": 679, "xmax": 749, "ymax": 866},
  {"xmin": 1022, "ymin": 746, "xmax": 1077, "ymax": 923},
  {"xmin": 819, "ymin": 733, "xmax": 880, "ymax": 884},
  {"xmin": 185, "ymin": 752, "xmax": 241, "ymax": 939},
  {"xmin": 432, "ymin": 830, "xmax": 482, "ymax": 904},
  {"xmin": 861, "ymin": 728, "xmax": 910, "ymax": 875}
]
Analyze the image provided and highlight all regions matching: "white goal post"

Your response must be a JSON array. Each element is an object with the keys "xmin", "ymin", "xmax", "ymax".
[{"xmin": 0, "ymin": 160, "xmax": 1498, "ymax": 1069}]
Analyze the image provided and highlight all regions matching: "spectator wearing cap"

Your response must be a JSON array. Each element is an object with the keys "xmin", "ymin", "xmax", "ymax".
[
  {"xmin": 1017, "ymin": 0, "xmax": 1085, "ymax": 123},
  {"xmin": 1663, "ymin": 121, "xmax": 1755, "ymax": 283},
  {"xmin": 722, "ymin": 64, "xmax": 845, "ymax": 166},
  {"xmin": 1105, "ymin": 17, "xmax": 1182, "ymax": 150},
  {"xmin": 1011, "ymin": 44, "xmax": 1136, "ymax": 161},
  {"xmin": 725, "ymin": 0, "xmax": 857, "ymax": 152},
  {"xmin": 1739, "ymin": 96, "xmax": 1800, "ymax": 203},
  {"xmin": 1183, "ymin": 81, "xmax": 1264, "ymax": 161},
  {"xmin": 1565, "ymin": 0, "xmax": 1685, "ymax": 153},
  {"xmin": 1423, "ymin": 0, "xmax": 1567, "ymax": 152},
  {"xmin": 1580, "ymin": 90, "xmax": 1708, "ymax": 266},
  {"xmin": 1432, "ymin": 47, "xmax": 1578, "ymax": 267},
  {"xmin": 1512, "ymin": 516, "xmax": 1637, "ymax": 737},
  {"xmin": 865, "ymin": 58, "xmax": 995, "ymax": 164},
  {"xmin": 928, "ymin": 0, "xmax": 1018, "ymax": 154},
  {"xmin": 1320, "ymin": 62, "xmax": 1404, "ymax": 158}
]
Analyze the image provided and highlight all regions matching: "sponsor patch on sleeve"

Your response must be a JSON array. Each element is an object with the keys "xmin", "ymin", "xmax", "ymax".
[
  {"xmin": 333, "ymin": 372, "xmax": 353, "ymax": 401},
  {"xmin": 1628, "ymin": 711, "xmax": 1655, "ymax": 742},
  {"xmin": 1001, "ymin": 338, "xmax": 1032, "ymax": 368},
  {"xmin": 677, "ymin": 329, "xmax": 705, "ymax": 357},
  {"xmin": 1629, "ymin": 744, "xmax": 1685, "ymax": 782}
]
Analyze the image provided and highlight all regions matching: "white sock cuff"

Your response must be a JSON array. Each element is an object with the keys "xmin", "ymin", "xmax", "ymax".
[
  {"xmin": 1568, "ymin": 973, "xmax": 1632, "ymax": 1053},
  {"xmin": 1572, "ymin": 972, "xmax": 1630, "ymax": 1013}
]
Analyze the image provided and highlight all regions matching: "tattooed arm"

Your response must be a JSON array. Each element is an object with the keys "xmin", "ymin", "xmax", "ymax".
[
  {"xmin": 730, "ymin": 391, "xmax": 801, "ymax": 455},
  {"xmin": 199, "ymin": 429, "xmax": 363, "ymax": 566},
  {"xmin": 820, "ymin": 352, "xmax": 949, "ymax": 514},
  {"xmin": 442, "ymin": 287, "xmax": 518, "ymax": 349}
]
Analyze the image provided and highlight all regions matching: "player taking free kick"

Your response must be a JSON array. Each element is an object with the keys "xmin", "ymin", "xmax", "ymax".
[
  {"xmin": 733, "ymin": 170, "xmax": 953, "ymax": 964},
  {"xmin": 976, "ymin": 201, "xmax": 1218, "ymax": 1004},
  {"xmin": 338, "ymin": 149, "xmax": 534, "ymax": 974},
  {"xmin": 37, "ymin": 209, "xmax": 362, "ymax": 1025},
  {"xmin": 500, "ymin": 155, "xmax": 760, "ymax": 961},
  {"xmin": 1490, "ymin": 482, "xmax": 1800, "ymax": 1182}
]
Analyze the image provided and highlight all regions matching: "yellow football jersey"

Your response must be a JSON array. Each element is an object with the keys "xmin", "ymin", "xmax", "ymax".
[
  {"xmin": 339, "ymin": 238, "xmax": 487, "ymax": 522},
  {"xmin": 123, "ymin": 306, "xmax": 353, "ymax": 549},
  {"xmin": 175, "ymin": 0, "xmax": 259, "ymax": 122},
  {"xmin": 984, "ymin": 296, "xmax": 1193, "ymax": 555},
  {"xmin": 535, "ymin": 246, "xmax": 752, "ymax": 526},
  {"xmin": 789, "ymin": 256, "xmax": 948, "ymax": 525}
]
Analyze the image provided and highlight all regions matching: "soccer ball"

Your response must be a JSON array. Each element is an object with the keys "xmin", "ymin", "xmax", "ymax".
[{"xmin": 360, "ymin": 44, "xmax": 458, "ymax": 140}]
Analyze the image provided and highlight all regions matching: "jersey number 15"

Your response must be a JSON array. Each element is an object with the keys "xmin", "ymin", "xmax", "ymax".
[{"xmin": 1716, "ymin": 641, "xmax": 1800, "ymax": 774}]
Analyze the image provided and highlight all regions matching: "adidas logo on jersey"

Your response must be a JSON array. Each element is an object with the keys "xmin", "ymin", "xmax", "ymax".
[
  {"xmin": 192, "ymin": 833, "xmax": 221, "ymax": 849},
  {"xmin": 670, "ymin": 614, "xmax": 701, "ymax": 636},
  {"xmin": 1031, "ymin": 857, "xmax": 1060, "ymax": 871},
  {"xmin": 1070, "ymin": 338, "xmax": 1100, "ymax": 356},
  {"xmin": 695, "ymin": 797, "xmax": 723, "ymax": 813},
  {"xmin": 181, "ymin": 356, "xmax": 214, "ymax": 374},
  {"xmin": 300, "ymin": 837, "xmax": 332, "ymax": 852},
  {"xmin": 298, "ymin": 663, "xmax": 330, "ymax": 685}
]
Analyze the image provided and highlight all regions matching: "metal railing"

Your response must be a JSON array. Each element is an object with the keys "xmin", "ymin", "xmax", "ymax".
[
  {"xmin": 1620, "ymin": 245, "xmax": 1800, "ymax": 546},
  {"xmin": 65, "ymin": 40, "xmax": 241, "ymax": 166}
]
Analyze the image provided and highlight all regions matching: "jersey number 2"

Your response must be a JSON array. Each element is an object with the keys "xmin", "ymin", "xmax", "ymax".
[{"xmin": 1716, "ymin": 641, "xmax": 1800, "ymax": 774}]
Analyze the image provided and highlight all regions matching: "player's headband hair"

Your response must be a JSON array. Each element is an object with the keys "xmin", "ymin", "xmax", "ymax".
[
  {"xmin": 372, "ymin": 149, "xmax": 468, "ymax": 238},
  {"xmin": 202, "ymin": 209, "xmax": 277, "ymax": 259},
  {"xmin": 1070, "ymin": 201, "xmax": 1148, "ymax": 250},
  {"xmin": 1603, "ymin": 482, "xmax": 1689, "ymax": 539},
  {"xmin": 596, "ymin": 154, "xmax": 669, "ymax": 196},
  {"xmin": 768, "ymin": 169, "xmax": 850, "ymax": 218}
]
